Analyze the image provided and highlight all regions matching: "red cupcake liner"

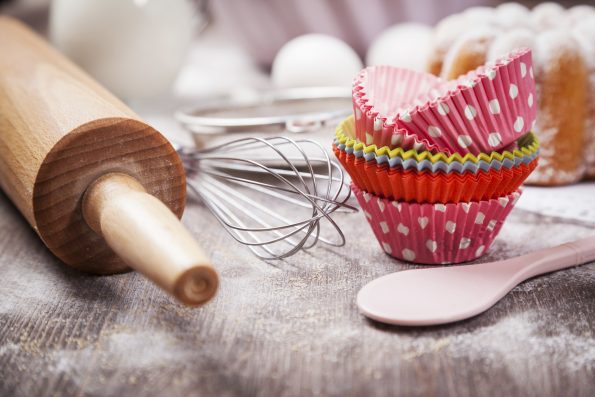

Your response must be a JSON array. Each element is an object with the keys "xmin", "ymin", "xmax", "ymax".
[{"xmin": 334, "ymin": 146, "xmax": 537, "ymax": 203}]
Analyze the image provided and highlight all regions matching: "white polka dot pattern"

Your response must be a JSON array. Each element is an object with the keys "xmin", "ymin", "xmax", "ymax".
[
  {"xmin": 428, "ymin": 126, "xmax": 442, "ymax": 138},
  {"xmin": 464, "ymin": 105, "xmax": 477, "ymax": 120},
  {"xmin": 520, "ymin": 62, "xmax": 527, "ymax": 78},
  {"xmin": 488, "ymin": 133, "xmax": 502, "ymax": 147},
  {"xmin": 487, "ymin": 220, "xmax": 497, "ymax": 231},
  {"xmin": 426, "ymin": 240, "xmax": 438, "ymax": 253},
  {"xmin": 397, "ymin": 223, "xmax": 409, "ymax": 236},
  {"xmin": 401, "ymin": 249, "xmax": 416, "ymax": 262},
  {"xmin": 457, "ymin": 135, "xmax": 473, "ymax": 148},
  {"xmin": 509, "ymin": 84, "xmax": 519, "ymax": 99},
  {"xmin": 353, "ymin": 186, "xmax": 520, "ymax": 265},
  {"xmin": 514, "ymin": 117, "xmax": 524, "ymax": 133},
  {"xmin": 445, "ymin": 221, "xmax": 457, "ymax": 234},
  {"xmin": 464, "ymin": 80, "xmax": 476, "ymax": 88},
  {"xmin": 475, "ymin": 212, "xmax": 485, "ymax": 224},
  {"xmin": 382, "ymin": 242, "xmax": 392, "ymax": 254},
  {"xmin": 352, "ymin": 49, "xmax": 537, "ymax": 155},
  {"xmin": 437, "ymin": 103, "xmax": 449, "ymax": 115},
  {"xmin": 489, "ymin": 99, "xmax": 501, "ymax": 114},
  {"xmin": 380, "ymin": 221, "xmax": 389, "ymax": 234}
]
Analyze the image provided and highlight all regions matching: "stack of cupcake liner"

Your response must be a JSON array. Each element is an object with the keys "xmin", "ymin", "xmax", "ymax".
[
  {"xmin": 352, "ymin": 48, "xmax": 536, "ymax": 155},
  {"xmin": 335, "ymin": 49, "xmax": 539, "ymax": 264},
  {"xmin": 334, "ymin": 117, "xmax": 539, "ymax": 203}
]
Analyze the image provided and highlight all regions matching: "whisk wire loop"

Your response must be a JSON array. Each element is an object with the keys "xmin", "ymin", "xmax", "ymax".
[{"xmin": 179, "ymin": 136, "xmax": 354, "ymax": 259}]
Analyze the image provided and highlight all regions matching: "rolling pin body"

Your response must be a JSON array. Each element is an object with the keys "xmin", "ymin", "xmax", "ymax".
[{"xmin": 0, "ymin": 17, "xmax": 217, "ymax": 305}]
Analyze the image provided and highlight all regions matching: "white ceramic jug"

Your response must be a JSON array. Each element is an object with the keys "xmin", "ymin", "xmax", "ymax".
[{"xmin": 49, "ymin": 0, "xmax": 198, "ymax": 100}]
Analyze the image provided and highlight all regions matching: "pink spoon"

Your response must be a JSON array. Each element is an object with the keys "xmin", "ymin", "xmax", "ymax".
[{"xmin": 357, "ymin": 236, "xmax": 595, "ymax": 326}]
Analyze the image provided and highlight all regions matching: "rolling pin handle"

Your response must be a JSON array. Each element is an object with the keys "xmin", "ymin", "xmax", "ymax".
[{"xmin": 82, "ymin": 173, "xmax": 218, "ymax": 306}]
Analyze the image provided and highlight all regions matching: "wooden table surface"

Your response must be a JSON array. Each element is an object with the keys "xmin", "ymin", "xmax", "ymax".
[
  {"xmin": 1, "ymin": 22, "xmax": 594, "ymax": 397},
  {"xmin": 1, "ymin": 176, "xmax": 594, "ymax": 397}
]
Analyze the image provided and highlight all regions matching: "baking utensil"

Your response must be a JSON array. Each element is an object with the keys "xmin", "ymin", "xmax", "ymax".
[
  {"xmin": 0, "ymin": 17, "xmax": 217, "ymax": 305},
  {"xmin": 175, "ymin": 87, "xmax": 351, "ymax": 139},
  {"xmin": 357, "ymin": 235, "xmax": 595, "ymax": 326},
  {"xmin": 178, "ymin": 136, "xmax": 355, "ymax": 259}
]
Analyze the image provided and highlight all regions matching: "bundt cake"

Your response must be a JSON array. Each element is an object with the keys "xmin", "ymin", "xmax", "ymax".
[{"xmin": 428, "ymin": 2, "xmax": 595, "ymax": 185}]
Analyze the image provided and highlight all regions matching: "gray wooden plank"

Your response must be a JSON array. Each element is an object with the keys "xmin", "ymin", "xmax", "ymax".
[{"xmin": 0, "ymin": 185, "xmax": 594, "ymax": 397}]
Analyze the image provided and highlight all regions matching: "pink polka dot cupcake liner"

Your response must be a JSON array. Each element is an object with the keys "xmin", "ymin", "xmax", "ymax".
[
  {"xmin": 352, "ymin": 184, "xmax": 521, "ymax": 265},
  {"xmin": 353, "ymin": 48, "xmax": 537, "ymax": 156},
  {"xmin": 352, "ymin": 69, "xmax": 444, "ymax": 153}
]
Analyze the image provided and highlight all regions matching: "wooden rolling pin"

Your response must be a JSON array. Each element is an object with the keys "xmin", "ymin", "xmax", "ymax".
[{"xmin": 0, "ymin": 17, "xmax": 218, "ymax": 305}]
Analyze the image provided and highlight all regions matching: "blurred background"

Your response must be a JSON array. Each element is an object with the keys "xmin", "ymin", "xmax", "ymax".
[
  {"xmin": 0, "ymin": 1, "xmax": 589, "ymax": 65},
  {"xmin": 1, "ymin": 0, "xmax": 590, "ymax": 87},
  {"xmin": 1, "ymin": 0, "xmax": 594, "ymax": 185}
]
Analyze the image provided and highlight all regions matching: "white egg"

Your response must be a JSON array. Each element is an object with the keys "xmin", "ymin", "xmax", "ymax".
[
  {"xmin": 366, "ymin": 23, "xmax": 432, "ymax": 71},
  {"xmin": 271, "ymin": 34, "xmax": 362, "ymax": 88}
]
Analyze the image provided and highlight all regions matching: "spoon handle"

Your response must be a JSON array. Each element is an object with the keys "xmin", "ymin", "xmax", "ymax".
[{"xmin": 507, "ymin": 235, "xmax": 595, "ymax": 282}]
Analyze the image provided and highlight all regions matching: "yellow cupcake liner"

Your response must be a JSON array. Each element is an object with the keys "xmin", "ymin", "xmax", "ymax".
[{"xmin": 335, "ymin": 116, "xmax": 539, "ymax": 164}]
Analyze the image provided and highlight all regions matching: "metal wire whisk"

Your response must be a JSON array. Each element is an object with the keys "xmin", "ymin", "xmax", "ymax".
[{"xmin": 177, "ymin": 136, "xmax": 355, "ymax": 259}]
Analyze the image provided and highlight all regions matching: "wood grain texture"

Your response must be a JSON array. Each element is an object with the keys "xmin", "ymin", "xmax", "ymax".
[
  {"xmin": 0, "ymin": 17, "xmax": 187, "ymax": 274},
  {"xmin": 32, "ymin": 118, "xmax": 186, "ymax": 274},
  {"xmin": 0, "ymin": 14, "xmax": 593, "ymax": 397},
  {"xmin": 83, "ymin": 173, "xmax": 217, "ymax": 305},
  {"xmin": 0, "ymin": 16, "xmax": 135, "ymax": 223},
  {"xmin": 0, "ymin": 185, "xmax": 593, "ymax": 397}
]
